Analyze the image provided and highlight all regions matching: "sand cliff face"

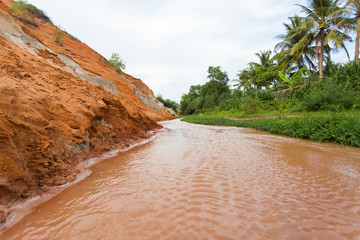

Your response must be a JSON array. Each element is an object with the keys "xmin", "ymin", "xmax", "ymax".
[{"xmin": 0, "ymin": 0, "xmax": 172, "ymax": 220}]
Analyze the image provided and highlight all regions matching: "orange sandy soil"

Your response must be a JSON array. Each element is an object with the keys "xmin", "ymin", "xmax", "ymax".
[{"xmin": 0, "ymin": 0, "xmax": 172, "ymax": 221}]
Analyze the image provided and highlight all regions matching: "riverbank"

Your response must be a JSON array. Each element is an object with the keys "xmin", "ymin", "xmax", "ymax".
[
  {"xmin": 182, "ymin": 111, "xmax": 360, "ymax": 147},
  {"xmin": 0, "ymin": 0, "xmax": 173, "ymax": 225},
  {"xmin": 0, "ymin": 131, "xmax": 160, "ymax": 234}
]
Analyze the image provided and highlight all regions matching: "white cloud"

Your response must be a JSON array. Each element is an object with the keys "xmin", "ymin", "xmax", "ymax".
[{"xmin": 27, "ymin": 0, "xmax": 352, "ymax": 102}]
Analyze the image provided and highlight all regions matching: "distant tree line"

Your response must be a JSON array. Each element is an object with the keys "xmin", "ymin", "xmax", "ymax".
[
  {"xmin": 181, "ymin": 0, "xmax": 360, "ymax": 115},
  {"xmin": 156, "ymin": 95, "xmax": 180, "ymax": 114}
]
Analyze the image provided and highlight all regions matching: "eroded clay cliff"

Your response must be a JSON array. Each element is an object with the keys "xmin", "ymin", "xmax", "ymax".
[{"xmin": 0, "ymin": 0, "xmax": 173, "ymax": 221}]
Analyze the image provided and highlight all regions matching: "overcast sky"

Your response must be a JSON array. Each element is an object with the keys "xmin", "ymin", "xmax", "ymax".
[{"xmin": 27, "ymin": 0, "xmax": 353, "ymax": 102}]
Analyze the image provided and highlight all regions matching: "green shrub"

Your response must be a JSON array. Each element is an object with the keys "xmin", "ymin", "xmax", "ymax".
[
  {"xmin": 108, "ymin": 53, "xmax": 126, "ymax": 73},
  {"xmin": 330, "ymin": 61, "xmax": 360, "ymax": 90},
  {"xmin": 9, "ymin": 0, "xmax": 52, "ymax": 26},
  {"xmin": 302, "ymin": 80, "xmax": 359, "ymax": 111},
  {"xmin": 238, "ymin": 96, "xmax": 266, "ymax": 114}
]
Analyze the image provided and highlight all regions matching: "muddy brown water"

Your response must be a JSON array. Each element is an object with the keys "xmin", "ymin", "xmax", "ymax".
[{"xmin": 1, "ymin": 119, "xmax": 360, "ymax": 240}]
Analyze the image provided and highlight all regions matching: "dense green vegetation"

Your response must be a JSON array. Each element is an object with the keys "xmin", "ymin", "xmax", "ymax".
[
  {"xmin": 156, "ymin": 95, "xmax": 180, "ymax": 114},
  {"xmin": 182, "ymin": 112, "xmax": 360, "ymax": 147},
  {"xmin": 180, "ymin": 0, "xmax": 360, "ymax": 146},
  {"xmin": 181, "ymin": 62, "xmax": 360, "ymax": 115},
  {"xmin": 181, "ymin": 66, "xmax": 231, "ymax": 114}
]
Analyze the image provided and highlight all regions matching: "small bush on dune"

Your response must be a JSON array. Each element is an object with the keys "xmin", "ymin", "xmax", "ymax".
[{"xmin": 108, "ymin": 53, "xmax": 126, "ymax": 73}]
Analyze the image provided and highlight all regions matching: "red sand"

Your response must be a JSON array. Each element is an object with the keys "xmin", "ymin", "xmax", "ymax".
[{"xmin": 0, "ymin": 0, "xmax": 172, "ymax": 221}]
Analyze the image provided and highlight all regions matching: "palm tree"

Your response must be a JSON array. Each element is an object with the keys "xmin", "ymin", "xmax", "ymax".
[
  {"xmin": 296, "ymin": 0, "xmax": 352, "ymax": 78},
  {"xmin": 250, "ymin": 50, "xmax": 279, "ymax": 88},
  {"xmin": 346, "ymin": 0, "xmax": 360, "ymax": 62},
  {"xmin": 236, "ymin": 51, "xmax": 281, "ymax": 90},
  {"xmin": 234, "ymin": 51, "xmax": 274, "ymax": 91},
  {"xmin": 274, "ymin": 16, "xmax": 317, "ymax": 72},
  {"xmin": 234, "ymin": 69, "xmax": 253, "ymax": 91},
  {"xmin": 250, "ymin": 50, "xmax": 274, "ymax": 68}
]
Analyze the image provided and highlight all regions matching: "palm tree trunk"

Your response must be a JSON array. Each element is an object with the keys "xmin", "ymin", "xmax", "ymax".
[
  {"xmin": 356, "ymin": 27, "xmax": 359, "ymax": 63},
  {"xmin": 319, "ymin": 30, "xmax": 325, "ymax": 79},
  {"xmin": 356, "ymin": 13, "xmax": 360, "ymax": 63}
]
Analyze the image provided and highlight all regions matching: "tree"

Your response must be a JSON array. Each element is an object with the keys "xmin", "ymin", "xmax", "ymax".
[
  {"xmin": 250, "ymin": 50, "xmax": 274, "ymax": 68},
  {"xmin": 156, "ymin": 95, "xmax": 180, "ymax": 113},
  {"xmin": 234, "ymin": 69, "xmax": 254, "ymax": 91},
  {"xmin": 207, "ymin": 66, "xmax": 230, "ymax": 85},
  {"xmin": 252, "ymin": 66, "xmax": 278, "ymax": 88},
  {"xmin": 205, "ymin": 66, "xmax": 230, "ymax": 99},
  {"xmin": 180, "ymin": 67, "xmax": 230, "ymax": 114},
  {"xmin": 108, "ymin": 53, "xmax": 126, "ymax": 73},
  {"xmin": 295, "ymin": 0, "xmax": 352, "ymax": 79},
  {"xmin": 346, "ymin": 0, "xmax": 360, "ymax": 62},
  {"xmin": 278, "ymin": 66, "xmax": 308, "ymax": 94},
  {"xmin": 235, "ymin": 51, "xmax": 279, "ymax": 91},
  {"xmin": 249, "ymin": 50, "xmax": 279, "ymax": 88},
  {"xmin": 180, "ymin": 85, "xmax": 202, "ymax": 114},
  {"xmin": 274, "ymin": 16, "xmax": 317, "ymax": 72}
]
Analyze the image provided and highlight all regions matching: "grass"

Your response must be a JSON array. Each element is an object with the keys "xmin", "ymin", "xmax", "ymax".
[
  {"xmin": 9, "ymin": 1, "xmax": 81, "ymax": 44},
  {"xmin": 182, "ymin": 111, "xmax": 360, "ymax": 147},
  {"xmin": 9, "ymin": 0, "xmax": 52, "ymax": 27},
  {"xmin": 199, "ymin": 109, "xmax": 298, "ymax": 118},
  {"xmin": 56, "ymin": 25, "xmax": 81, "ymax": 43},
  {"xmin": 55, "ymin": 32, "xmax": 64, "ymax": 45}
]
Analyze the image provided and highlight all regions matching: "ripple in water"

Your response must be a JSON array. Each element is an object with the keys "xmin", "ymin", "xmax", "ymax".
[{"xmin": 1, "ymin": 120, "xmax": 360, "ymax": 240}]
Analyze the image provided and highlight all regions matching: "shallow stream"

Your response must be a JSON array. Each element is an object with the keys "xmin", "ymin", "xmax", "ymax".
[{"xmin": 1, "ymin": 119, "xmax": 360, "ymax": 239}]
